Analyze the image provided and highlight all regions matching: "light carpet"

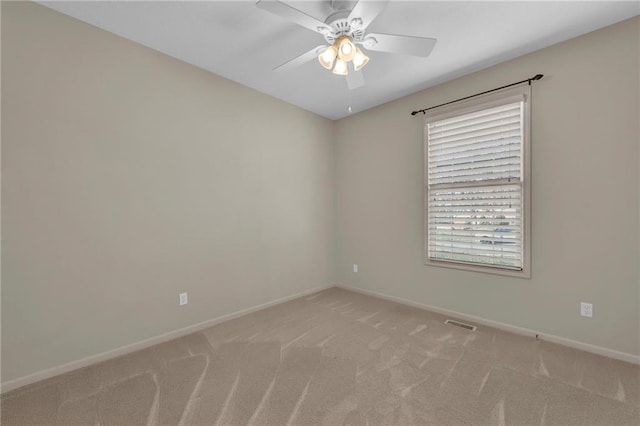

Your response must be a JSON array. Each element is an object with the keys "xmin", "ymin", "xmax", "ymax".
[{"xmin": 2, "ymin": 287, "xmax": 639, "ymax": 425}]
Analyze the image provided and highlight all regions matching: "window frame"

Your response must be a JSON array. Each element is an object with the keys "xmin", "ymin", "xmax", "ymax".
[{"xmin": 423, "ymin": 85, "xmax": 531, "ymax": 278}]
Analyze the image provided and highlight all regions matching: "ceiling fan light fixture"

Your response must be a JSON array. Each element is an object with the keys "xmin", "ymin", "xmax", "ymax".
[
  {"xmin": 257, "ymin": 0, "xmax": 439, "ymax": 90},
  {"xmin": 352, "ymin": 47, "xmax": 369, "ymax": 71},
  {"xmin": 318, "ymin": 45, "xmax": 338, "ymax": 70},
  {"xmin": 336, "ymin": 36, "xmax": 356, "ymax": 62},
  {"xmin": 332, "ymin": 58, "xmax": 348, "ymax": 76}
]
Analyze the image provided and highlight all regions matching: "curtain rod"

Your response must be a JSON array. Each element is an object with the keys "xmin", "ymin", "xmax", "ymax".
[{"xmin": 410, "ymin": 74, "xmax": 544, "ymax": 116}]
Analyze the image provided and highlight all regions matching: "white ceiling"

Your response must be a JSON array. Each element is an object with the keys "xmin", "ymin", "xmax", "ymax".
[{"xmin": 40, "ymin": 1, "xmax": 639, "ymax": 120}]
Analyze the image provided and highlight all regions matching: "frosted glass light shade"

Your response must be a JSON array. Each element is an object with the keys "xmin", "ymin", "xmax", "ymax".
[
  {"xmin": 332, "ymin": 58, "xmax": 348, "ymax": 75},
  {"xmin": 336, "ymin": 36, "xmax": 356, "ymax": 62},
  {"xmin": 318, "ymin": 45, "xmax": 338, "ymax": 70},
  {"xmin": 352, "ymin": 47, "xmax": 369, "ymax": 71}
]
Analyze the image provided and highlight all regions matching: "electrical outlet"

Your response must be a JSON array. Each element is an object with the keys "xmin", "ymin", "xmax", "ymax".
[
  {"xmin": 179, "ymin": 292, "xmax": 188, "ymax": 306},
  {"xmin": 353, "ymin": 264, "xmax": 358, "ymax": 273},
  {"xmin": 580, "ymin": 302, "xmax": 593, "ymax": 317}
]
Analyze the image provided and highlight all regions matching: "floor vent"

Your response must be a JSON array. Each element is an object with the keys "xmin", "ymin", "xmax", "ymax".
[{"xmin": 445, "ymin": 319, "xmax": 477, "ymax": 331}]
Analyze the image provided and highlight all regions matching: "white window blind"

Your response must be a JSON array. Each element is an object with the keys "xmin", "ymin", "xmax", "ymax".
[{"xmin": 426, "ymin": 100, "xmax": 525, "ymax": 271}]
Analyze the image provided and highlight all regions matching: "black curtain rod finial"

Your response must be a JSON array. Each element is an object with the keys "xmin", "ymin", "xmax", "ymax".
[{"xmin": 528, "ymin": 74, "xmax": 543, "ymax": 85}]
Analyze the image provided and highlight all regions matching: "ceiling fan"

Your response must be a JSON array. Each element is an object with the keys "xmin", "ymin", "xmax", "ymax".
[{"xmin": 256, "ymin": 0, "xmax": 437, "ymax": 90}]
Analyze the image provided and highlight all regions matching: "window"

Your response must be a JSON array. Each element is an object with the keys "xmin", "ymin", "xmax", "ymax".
[{"xmin": 424, "ymin": 85, "xmax": 531, "ymax": 277}]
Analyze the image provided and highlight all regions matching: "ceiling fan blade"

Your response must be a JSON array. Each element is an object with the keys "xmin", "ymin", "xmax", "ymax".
[
  {"xmin": 273, "ymin": 45, "xmax": 327, "ymax": 72},
  {"xmin": 256, "ymin": 0, "xmax": 332, "ymax": 34},
  {"xmin": 347, "ymin": 0, "xmax": 390, "ymax": 31},
  {"xmin": 346, "ymin": 64, "xmax": 365, "ymax": 90},
  {"xmin": 364, "ymin": 33, "xmax": 437, "ymax": 57}
]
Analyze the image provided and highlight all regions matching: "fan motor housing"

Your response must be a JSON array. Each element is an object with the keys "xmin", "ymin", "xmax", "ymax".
[{"xmin": 322, "ymin": 15, "xmax": 365, "ymax": 44}]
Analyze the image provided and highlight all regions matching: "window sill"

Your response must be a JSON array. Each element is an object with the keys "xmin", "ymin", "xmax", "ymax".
[{"xmin": 424, "ymin": 258, "xmax": 531, "ymax": 279}]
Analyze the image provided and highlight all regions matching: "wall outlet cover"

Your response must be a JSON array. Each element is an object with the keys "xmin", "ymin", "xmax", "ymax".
[
  {"xmin": 580, "ymin": 302, "xmax": 593, "ymax": 317},
  {"xmin": 353, "ymin": 264, "xmax": 358, "ymax": 273},
  {"xmin": 179, "ymin": 292, "xmax": 188, "ymax": 306}
]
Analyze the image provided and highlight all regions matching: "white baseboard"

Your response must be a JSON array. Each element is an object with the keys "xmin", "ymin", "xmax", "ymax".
[
  {"xmin": 337, "ymin": 284, "xmax": 640, "ymax": 365},
  {"xmin": 0, "ymin": 284, "xmax": 334, "ymax": 394}
]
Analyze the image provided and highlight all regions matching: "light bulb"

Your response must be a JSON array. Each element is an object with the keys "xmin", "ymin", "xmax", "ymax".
[
  {"xmin": 352, "ymin": 47, "xmax": 369, "ymax": 71},
  {"xmin": 336, "ymin": 36, "xmax": 356, "ymax": 62},
  {"xmin": 318, "ymin": 45, "xmax": 337, "ymax": 70},
  {"xmin": 332, "ymin": 58, "xmax": 348, "ymax": 76}
]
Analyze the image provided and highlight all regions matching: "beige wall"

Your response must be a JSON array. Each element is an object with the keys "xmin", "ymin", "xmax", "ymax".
[
  {"xmin": 334, "ymin": 17, "xmax": 640, "ymax": 356},
  {"xmin": 1, "ymin": 2, "xmax": 334, "ymax": 382}
]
